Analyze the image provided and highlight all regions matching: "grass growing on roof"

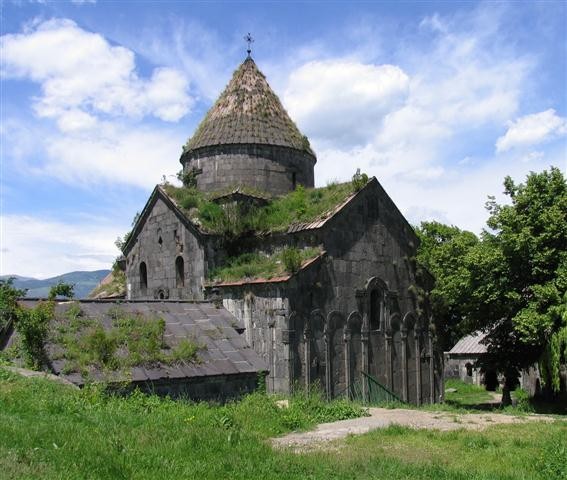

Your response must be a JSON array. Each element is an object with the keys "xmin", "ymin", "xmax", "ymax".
[
  {"xmin": 4, "ymin": 303, "xmax": 205, "ymax": 378},
  {"xmin": 209, "ymin": 247, "xmax": 321, "ymax": 283},
  {"xmin": 161, "ymin": 180, "xmax": 357, "ymax": 235}
]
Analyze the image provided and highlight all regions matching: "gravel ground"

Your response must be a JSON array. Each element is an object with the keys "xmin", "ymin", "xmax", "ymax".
[{"xmin": 272, "ymin": 407, "xmax": 555, "ymax": 451}]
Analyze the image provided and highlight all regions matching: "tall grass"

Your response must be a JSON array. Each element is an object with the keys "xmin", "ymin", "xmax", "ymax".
[{"xmin": 1, "ymin": 369, "xmax": 565, "ymax": 480}]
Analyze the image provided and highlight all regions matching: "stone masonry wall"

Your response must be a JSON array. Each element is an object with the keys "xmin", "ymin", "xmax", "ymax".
[
  {"xmin": 126, "ymin": 198, "xmax": 206, "ymax": 300},
  {"xmin": 184, "ymin": 144, "xmax": 315, "ymax": 195},
  {"xmin": 130, "ymin": 372, "xmax": 260, "ymax": 402},
  {"xmin": 222, "ymin": 285, "xmax": 291, "ymax": 394},
  {"xmin": 211, "ymin": 181, "xmax": 441, "ymax": 404}
]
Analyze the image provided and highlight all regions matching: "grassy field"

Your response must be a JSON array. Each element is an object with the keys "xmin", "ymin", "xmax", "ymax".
[{"xmin": 1, "ymin": 368, "xmax": 566, "ymax": 480}]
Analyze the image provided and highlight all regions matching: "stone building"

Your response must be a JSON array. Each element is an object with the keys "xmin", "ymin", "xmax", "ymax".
[{"xmin": 123, "ymin": 56, "xmax": 443, "ymax": 404}]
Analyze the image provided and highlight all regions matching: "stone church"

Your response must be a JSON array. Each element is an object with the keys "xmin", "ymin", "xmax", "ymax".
[{"xmin": 122, "ymin": 55, "xmax": 443, "ymax": 404}]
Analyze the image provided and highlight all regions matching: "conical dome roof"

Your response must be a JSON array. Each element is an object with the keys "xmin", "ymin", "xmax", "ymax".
[{"xmin": 183, "ymin": 57, "xmax": 314, "ymax": 156}]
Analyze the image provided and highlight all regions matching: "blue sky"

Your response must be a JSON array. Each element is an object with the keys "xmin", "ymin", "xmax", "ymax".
[{"xmin": 1, "ymin": 0, "xmax": 566, "ymax": 278}]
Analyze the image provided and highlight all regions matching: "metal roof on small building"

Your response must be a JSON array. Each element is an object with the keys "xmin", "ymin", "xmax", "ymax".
[
  {"xmin": 14, "ymin": 300, "xmax": 267, "ymax": 386},
  {"xmin": 447, "ymin": 330, "xmax": 488, "ymax": 356}
]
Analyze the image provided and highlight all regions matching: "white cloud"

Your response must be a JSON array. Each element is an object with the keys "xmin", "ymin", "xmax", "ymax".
[
  {"xmin": 0, "ymin": 215, "xmax": 121, "ymax": 278},
  {"xmin": 285, "ymin": 61, "xmax": 409, "ymax": 147},
  {"xmin": 496, "ymin": 109, "xmax": 567, "ymax": 152},
  {"xmin": 1, "ymin": 19, "xmax": 193, "ymax": 126},
  {"xmin": 289, "ymin": 5, "xmax": 535, "ymax": 233},
  {"xmin": 40, "ymin": 122, "xmax": 185, "ymax": 188}
]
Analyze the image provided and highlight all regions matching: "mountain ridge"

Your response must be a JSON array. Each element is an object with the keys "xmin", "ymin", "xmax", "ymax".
[{"xmin": 1, "ymin": 270, "xmax": 111, "ymax": 299}]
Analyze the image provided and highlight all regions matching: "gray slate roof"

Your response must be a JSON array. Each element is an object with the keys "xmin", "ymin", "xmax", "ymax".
[
  {"xmin": 183, "ymin": 57, "xmax": 314, "ymax": 156},
  {"xmin": 16, "ymin": 300, "xmax": 267, "ymax": 386},
  {"xmin": 447, "ymin": 330, "xmax": 488, "ymax": 355}
]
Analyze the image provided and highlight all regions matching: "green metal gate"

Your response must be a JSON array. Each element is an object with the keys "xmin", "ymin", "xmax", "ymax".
[{"xmin": 348, "ymin": 372, "xmax": 404, "ymax": 405}]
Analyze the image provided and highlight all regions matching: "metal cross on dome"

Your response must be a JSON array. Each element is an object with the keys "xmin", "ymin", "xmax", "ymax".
[{"xmin": 244, "ymin": 33, "xmax": 254, "ymax": 58}]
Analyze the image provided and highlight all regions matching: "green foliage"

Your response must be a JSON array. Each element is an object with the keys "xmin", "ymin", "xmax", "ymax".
[
  {"xmin": 418, "ymin": 167, "xmax": 567, "ymax": 394},
  {"xmin": 89, "ymin": 266, "xmax": 126, "ymax": 299},
  {"xmin": 351, "ymin": 168, "xmax": 369, "ymax": 192},
  {"xmin": 164, "ymin": 338, "xmax": 203, "ymax": 364},
  {"xmin": 177, "ymin": 168, "xmax": 198, "ymax": 188},
  {"xmin": 512, "ymin": 387, "xmax": 533, "ymax": 413},
  {"xmin": 0, "ymin": 277, "xmax": 26, "ymax": 331},
  {"xmin": 163, "ymin": 177, "xmax": 356, "ymax": 236},
  {"xmin": 443, "ymin": 379, "xmax": 495, "ymax": 407},
  {"xmin": 45, "ymin": 306, "xmax": 205, "ymax": 376},
  {"xmin": 48, "ymin": 282, "xmax": 74, "ymax": 301},
  {"xmin": 539, "ymin": 293, "xmax": 567, "ymax": 392},
  {"xmin": 415, "ymin": 221, "xmax": 480, "ymax": 350},
  {"xmin": 0, "ymin": 372, "xmax": 564, "ymax": 480},
  {"xmin": 14, "ymin": 301, "xmax": 54, "ymax": 369},
  {"xmin": 281, "ymin": 247, "xmax": 302, "ymax": 273},
  {"xmin": 536, "ymin": 431, "xmax": 567, "ymax": 480},
  {"xmin": 209, "ymin": 247, "xmax": 321, "ymax": 283}
]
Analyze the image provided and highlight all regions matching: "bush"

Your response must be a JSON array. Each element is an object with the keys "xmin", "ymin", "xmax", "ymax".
[
  {"xmin": 48, "ymin": 282, "xmax": 74, "ymax": 300},
  {"xmin": 0, "ymin": 278, "xmax": 25, "ymax": 331},
  {"xmin": 513, "ymin": 387, "xmax": 533, "ymax": 412},
  {"xmin": 15, "ymin": 301, "xmax": 53, "ymax": 369},
  {"xmin": 351, "ymin": 169, "xmax": 369, "ymax": 191},
  {"xmin": 177, "ymin": 168, "xmax": 198, "ymax": 188},
  {"xmin": 282, "ymin": 247, "xmax": 302, "ymax": 273}
]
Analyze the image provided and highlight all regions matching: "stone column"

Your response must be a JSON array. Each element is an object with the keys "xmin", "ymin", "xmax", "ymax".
[
  {"xmin": 324, "ymin": 328, "xmax": 332, "ymax": 400},
  {"xmin": 282, "ymin": 328, "xmax": 294, "ymax": 394},
  {"xmin": 344, "ymin": 328, "xmax": 352, "ymax": 399},
  {"xmin": 415, "ymin": 329, "xmax": 422, "ymax": 406},
  {"xmin": 361, "ymin": 326, "xmax": 370, "ymax": 402},
  {"xmin": 401, "ymin": 328, "xmax": 408, "ymax": 402},
  {"xmin": 428, "ymin": 332, "xmax": 435, "ymax": 404},
  {"xmin": 356, "ymin": 289, "xmax": 369, "ymax": 402},
  {"xmin": 385, "ymin": 333, "xmax": 393, "ymax": 391},
  {"xmin": 304, "ymin": 325, "xmax": 312, "ymax": 393}
]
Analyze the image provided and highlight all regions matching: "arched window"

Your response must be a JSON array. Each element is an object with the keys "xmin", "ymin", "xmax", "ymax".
[
  {"xmin": 370, "ymin": 289, "xmax": 381, "ymax": 330},
  {"xmin": 175, "ymin": 256, "xmax": 185, "ymax": 288},
  {"xmin": 139, "ymin": 262, "xmax": 147, "ymax": 290}
]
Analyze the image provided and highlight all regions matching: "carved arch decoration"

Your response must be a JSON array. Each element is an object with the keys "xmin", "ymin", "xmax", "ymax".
[
  {"xmin": 288, "ymin": 311, "xmax": 297, "ymax": 331},
  {"xmin": 387, "ymin": 312, "xmax": 402, "ymax": 335},
  {"xmin": 303, "ymin": 309, "xmax": 326, "ymax": 393},
  {"xmin": 309, "ymin": 309, "xmax": 325, "ymax": 335},
  {"xmin": 365, "ymin": 276, "xmax": 389, "ymax": 332},
  {"xmin": 402, "ymin": 312, "xmax": 417, "ymax": 332},
  {"xmin": 365, "ymin": 276, "xmax": 389, "ymax": 293},
  {"xmin": 325, "ymin": 310, "xmax": 343, "ymax": 337},
  {"xmin": 346, "ymin": 311, "xmax": 362, "ymax": 333}
]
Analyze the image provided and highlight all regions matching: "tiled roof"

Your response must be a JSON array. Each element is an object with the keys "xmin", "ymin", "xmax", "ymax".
[
  {"xmin": 15, "ymin": 300, "xmax": 267, "ymax": 386},
  {"xmin": 447, "ymin": 330, "xmax": 488, "ymax": 355},
  {"xmin": 183, "ymin": 57, "xmax": 314, "ymax": 156}
]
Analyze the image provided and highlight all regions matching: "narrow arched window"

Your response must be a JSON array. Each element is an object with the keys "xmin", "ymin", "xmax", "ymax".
[
  {"xmin": 370, "ymin": 289, "xmax": 381, "ymax": 330},
  {"xmin": 175, "ymin": 256, "xmax": 185, "ymax": 288},
  {"xmin": 139, "ymin": 262, "xmax": 148, "ymax": 290}
]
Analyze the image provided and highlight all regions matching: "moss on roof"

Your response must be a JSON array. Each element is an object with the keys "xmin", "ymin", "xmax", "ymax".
[{"xmin": 183, "ymin": 58, "xmax": 314, "ymax": 156}]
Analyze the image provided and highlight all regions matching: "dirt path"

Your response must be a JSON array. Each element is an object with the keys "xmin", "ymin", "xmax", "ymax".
[{"xmin": 272, "ymin": 407, "xmax": 555, "ymax": 451}]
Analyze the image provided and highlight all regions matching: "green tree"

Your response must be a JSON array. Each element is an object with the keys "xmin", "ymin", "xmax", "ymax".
[
  {"xmin": 476, "ymin": 168, "xmax": 567, "ymax": 402},
  {"xmin": 415, "ymin": 221, "xmax": 480, "ymax": 351},
  {"xmin": 417, "ymin": 167, "xmax": 567, "ymax": 403},
  {"xmin": 0, "ymin": 278, "xmax": 26, "ymax": 331}
]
